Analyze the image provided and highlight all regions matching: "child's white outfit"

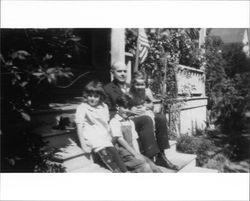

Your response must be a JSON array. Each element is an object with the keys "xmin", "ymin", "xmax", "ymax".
[
  {"xmin": 109, "ymin": 114, "xmax": 140, "ymax": 152},
  {"xmin": 75, "ymin": 102, "xmax": 127, "ymax": 172},
  {"xmin": 75, "ymin": 102, "xmax": 113, "ymax": 152}
]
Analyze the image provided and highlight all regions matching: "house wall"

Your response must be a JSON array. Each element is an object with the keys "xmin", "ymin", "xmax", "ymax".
[
  {"xmin": 179, "ymin": 98, "xmax": 207, "ymax": 135},
  {"xmin": 176, "ymin": 65, "xmax": 207, "ymax": 135}
]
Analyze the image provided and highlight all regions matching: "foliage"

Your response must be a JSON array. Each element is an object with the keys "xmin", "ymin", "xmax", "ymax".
[
  {"xmin": 176, "ymin": 135, "xmax": 217, "ymax": 166},
  {"xmin": 125, "ymin": 28, "xmax": 203, "ymax": 137},
  {"xmin": 1, "ymin": 29, "xmax": 84, "ymax": 111},
  {"xmin": 204, "ymin": 33, "xmax": 250, "ymax": 161},
  {"xmin": 1, "ymin": 123, "xmax": 65, "ymax": 172},
  {"xmin": 204, "ymin": 153, "xmax": 230, "ymax": 172},
  {"xmin": 205, "ymin": 34, "xmax": 250, "ymax": 134},
  {"xmin": 177, "ymin": 133, "xmax": 249, "ymax": 172},
  {"xmin": 126, "ymin": 28, "xmax": 202, "ymax": 92},
  {"xmin": 222, "ymin": 42, "xmax": 250, "ymax": 77},
  {"xmin": 1, "ymin": 29, "xmax": 84, "ymax": 172}
]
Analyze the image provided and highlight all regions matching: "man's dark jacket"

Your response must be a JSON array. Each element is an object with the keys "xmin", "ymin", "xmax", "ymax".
[{"xmin": 104, "ymin": 81, "xmax": 130, "ymax": 118}]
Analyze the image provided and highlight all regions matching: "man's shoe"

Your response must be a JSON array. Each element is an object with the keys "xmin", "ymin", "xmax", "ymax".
[{"xmin": 155, "ymin": 154, "xmax": 179, "ymax": 171}]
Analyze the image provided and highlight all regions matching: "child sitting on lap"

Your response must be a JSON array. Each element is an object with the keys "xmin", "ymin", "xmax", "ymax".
[
  {"xmin": 109, "ymin": 94, "xmax": 162, "ymax": 173},
  {"xmin": 75, "ymin": 80, "xmax": 127, "ymax": 173}
]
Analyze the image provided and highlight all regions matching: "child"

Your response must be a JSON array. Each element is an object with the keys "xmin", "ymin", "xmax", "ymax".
[
  {"xmin": 109, "ymin": 94, "xmax": 162, "ymax": 173},
  {"xmin": 129, "ymin": 71, "xmax": 179, "ymax": 170},
  {"xmin": 128, "ymin": 71, "xmax": 155, "ymax": 123},
  {"xmin": 75, "ymin": 80, "xmax": 127, "ymax": 173}
]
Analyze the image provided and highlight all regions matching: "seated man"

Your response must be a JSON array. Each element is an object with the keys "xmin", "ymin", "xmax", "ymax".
[{"xmin": 104, "ymin": 61, "xmax": 178, "ymax": 170}]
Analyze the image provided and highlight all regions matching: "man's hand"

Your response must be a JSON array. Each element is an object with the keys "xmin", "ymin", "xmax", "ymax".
[{"xmin": 131, "ymin": 106, "xmax": 146, "ymax": 115}]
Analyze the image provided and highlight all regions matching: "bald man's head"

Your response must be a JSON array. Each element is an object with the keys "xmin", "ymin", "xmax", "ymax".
[
  {"xmin": 111, "ymin": 61, "xmax": 127, "ymax": 83},
  {"xmin": 111, "ymin": 61, "xmax": 126, "ymax": 71}
]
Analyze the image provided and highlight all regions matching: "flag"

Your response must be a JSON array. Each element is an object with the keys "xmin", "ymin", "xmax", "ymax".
[{"xmin": 138, "ymin": 28, "xmax": 150, "ymax": 64}]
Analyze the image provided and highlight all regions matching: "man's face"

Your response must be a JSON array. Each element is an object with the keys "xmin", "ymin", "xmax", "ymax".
[{"xmin": 112, "ymin": 64, "xmax": 127, "ymax": 83}]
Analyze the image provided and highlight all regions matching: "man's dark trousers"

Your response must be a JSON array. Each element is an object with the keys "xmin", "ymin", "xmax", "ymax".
[{"xmin": 104, "ymin": 81, "xmax": 170, "ymax": 158}]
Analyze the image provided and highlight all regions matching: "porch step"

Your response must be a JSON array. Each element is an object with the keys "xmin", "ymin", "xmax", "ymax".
[
  {"xmin": 31, "ymin": 103, "xmax": 78, "ymax": 149},
  {"xmin": 164, "ymin": 152, "xmax": 197, "ymax": 172},
  {"xmin": 33, "ymin": 126, "xmax": 79, "ymax": 150},
  {"xmin": 52, "ymin": 144, "xmax": 91, "ymax": 171},
  {"xmin": 165, "ymin": 140, "xmax": 177, "ymax": 155}
]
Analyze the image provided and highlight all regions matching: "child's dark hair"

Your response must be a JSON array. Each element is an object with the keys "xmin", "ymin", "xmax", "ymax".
[
  {"xmin": 82, "ymin": 80, "xmax": 106, "ymax": 103},
  {"xmin": 116, "ymin": 94, "xmax": 133, "ymax": 109},
  {"xmin": 131, "ymin": 70, "xmax": 147, "ymax": 90}
]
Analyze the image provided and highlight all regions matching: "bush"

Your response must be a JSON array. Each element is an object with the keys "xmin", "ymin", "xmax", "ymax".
[
  {"xmin": 204, "ymin": 153, "xmax": 230, "ymax": 172},
  {"xmin": 177, "ymin": 135, "xmax": 216, "ymax": 166},
  {"xmin": 1, "ymin": 121, "xmax": 65, "ymax": 172}
]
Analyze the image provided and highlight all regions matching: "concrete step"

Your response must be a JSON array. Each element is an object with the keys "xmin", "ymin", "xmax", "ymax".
[
  {"xmin": 33, "ymin": 125, "xmax": 79, "ymax": 150},
  {"xmin": 52, "ymin": 145, "xmax": 111, "ymax": 172},
  {"xmin": 164, "ymin": 151, "xmax": 197, "ymax": 172},
  {"xmin": 52, "ymin": 144, "xmax": 93, "ymax": 171},
  {"xmin": 164, "ymin": 140, "xmax": 177, "ymax": 155},
  {"xmin": 180, "ymin": 166, "xmax": 219, "ymax": 173}
]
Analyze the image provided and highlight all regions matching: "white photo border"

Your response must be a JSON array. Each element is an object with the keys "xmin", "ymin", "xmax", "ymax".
[{"xmin": 1, "ymin": 1, "xmax": 249, "ymax": 201}]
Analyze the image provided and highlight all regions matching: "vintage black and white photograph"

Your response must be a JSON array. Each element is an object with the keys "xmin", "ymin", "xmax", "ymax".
[
  {"xmin": 1, "ymin": 1, "xmax": 249, "ymax": 201},
  {"xmin": 1, "ymin": 28, "xmax": 249, "ymax": 173}
]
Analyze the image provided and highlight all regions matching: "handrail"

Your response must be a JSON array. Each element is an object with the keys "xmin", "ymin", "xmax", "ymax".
[
  {"xmin": 177, "ymin": 64, "xmax": 204, "ymax": 73},
  {"xmin": 55, "ymin": 71, "xmax": 94, "ymax": 89}
]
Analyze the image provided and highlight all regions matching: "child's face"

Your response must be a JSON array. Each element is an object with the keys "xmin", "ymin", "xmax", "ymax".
[
  {"xmin": 87, "ymin": 92, "xmax": 101, "ymax": 107},
  {"xmin": 134, "ymin": 78, "xmax": 146, "ymax": 90},
  {"xmin": 118, "ymin": 106, "xmax": 130, "ymax": 119}
]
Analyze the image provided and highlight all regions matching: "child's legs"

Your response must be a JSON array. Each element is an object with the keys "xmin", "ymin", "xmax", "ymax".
[
  {"xmin": 118, "ymin": 147, "xmax": 153, "ymax": 173},
  {"xmin": 154, "ymin": 113, "xmax": 170, "ymax": 150},
  {"xmin": 96, "ymin": 147, "xmax": 127, "ymax": 173},
  {"xmin": 145, "ymin": 111, "xmax": 155, "ymax": 128}
]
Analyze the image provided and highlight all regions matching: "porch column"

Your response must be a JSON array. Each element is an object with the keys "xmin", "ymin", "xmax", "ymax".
[
  {"xmin": 110, "ymin": 28, "xmax": 131, "ymax": 83},
  {"xmin": 111, "ymin": 28, "xmax": 125, "ymax": 65}
]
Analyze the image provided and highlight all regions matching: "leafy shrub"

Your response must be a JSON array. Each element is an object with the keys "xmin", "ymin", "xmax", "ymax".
[
  {"xmin": 177, "ymin": 135, "xmax": 216, "ymax": 166},
  {"xmin": 1, "ymin": 29, "xmax": 83, "ymax": 172},
  {"xmin": 204, "ymin": 153, "xmax": 230, "ymax": 172},
  {"xmin": 125, "ymin": 28, "xmax": 203, "ymax": 137},
  {"xmin": 1, "ymin": 119, "xmax": 65, "ymax": 172},
  {"xmin": 176, "ymin": 135, "xmax": 200, "ymax": 154}
]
